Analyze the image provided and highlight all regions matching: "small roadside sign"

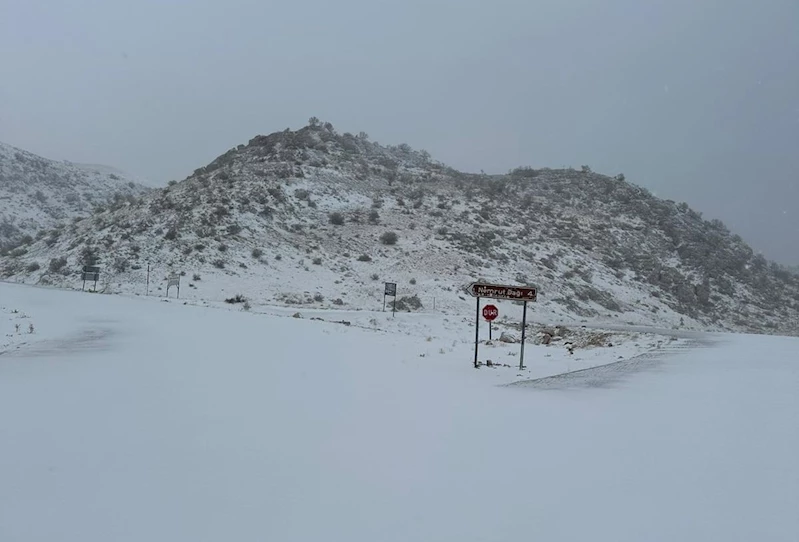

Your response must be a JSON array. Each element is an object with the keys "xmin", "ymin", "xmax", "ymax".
[
  {"xmin": 482, "ymin": 304, "xmax": 499, "ymax": 321},
  {"xmin": 166, "ymin": 274, "xmax": 181, "ymax": 299},
  {"xmin": 383, "ymin": 282, "xmax": 397, "ymax": 316},
  {"xmin": 483, "ymin": 304, "xmax": 499, "ymax": 341},
  {"xmin": 81, "ymin": 265, "xmax": 100, "ymax": 291}
]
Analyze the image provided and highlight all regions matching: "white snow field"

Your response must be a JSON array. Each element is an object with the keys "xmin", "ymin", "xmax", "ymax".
[{"xmin": 1, "ymin": 283, "xmax": 797, "ymax": 541}]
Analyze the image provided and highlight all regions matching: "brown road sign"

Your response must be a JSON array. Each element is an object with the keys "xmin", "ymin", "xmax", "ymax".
[{"xmin": 468, "ymin": 282, "xmax": 537, "ymax": 302}]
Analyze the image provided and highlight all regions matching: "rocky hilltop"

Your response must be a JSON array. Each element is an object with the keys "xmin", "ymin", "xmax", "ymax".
[{"xmin": 2, "ymin": 121, "xmax": 797, "ymax": 335}]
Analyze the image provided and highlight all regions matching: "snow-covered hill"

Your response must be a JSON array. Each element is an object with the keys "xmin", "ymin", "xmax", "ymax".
[
  {"xmin": 0, "ymin": 141, "xmax": 150, "ymax": 247},
  {"xmin": 2, "ymin": 121, "xmax": 798, "ymax": 335}
]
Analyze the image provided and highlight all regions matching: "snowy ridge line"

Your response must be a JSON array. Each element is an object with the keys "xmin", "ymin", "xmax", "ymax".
[{"xmin": 505, "ymin": 337, "xmax": 714, "ymax": 390}]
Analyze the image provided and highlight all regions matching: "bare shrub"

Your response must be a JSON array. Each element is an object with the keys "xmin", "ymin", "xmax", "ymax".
[
  {"xmin": 380, "ymin": 231, "xmax": 398, "ymax": 245},
  {"xmin": 49, "ymin": 257, "xmax": 68, "ymax": 273},
  {"xmin": 393, "ymin": 295, "xmax": 423, "ymax": 312}
]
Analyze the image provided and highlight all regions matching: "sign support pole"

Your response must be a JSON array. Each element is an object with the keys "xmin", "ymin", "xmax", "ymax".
[
  {"xmin": 474, "ymin": 296, "xmax": 480, "ymax": 368},
  {"xmin": 519, "ymin": 301, "xmax": 528, "ymax": 370},
  {"xmin": 146, "ymin": 264, "xmax": 150, "ymax": 296},
  {"xmin": 383, "ymin": 282, "xmax": 397, "ymax": 316},
  {"xmin": 489, "ymin": 321, "xmax": 493, "ymax": 341}
]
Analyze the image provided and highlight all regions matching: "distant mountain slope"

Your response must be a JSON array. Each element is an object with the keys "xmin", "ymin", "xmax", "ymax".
[
  {"xmin": 0, "ymin": 141, "xmax": 150, "ymax": 247},
  {"xmin": 2, "ymin": 121, "xmax": 798, "ymax": 335}
]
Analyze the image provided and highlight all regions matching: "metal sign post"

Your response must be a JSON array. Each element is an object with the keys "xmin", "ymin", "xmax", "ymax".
[
  {"xmin": 384, "ymin": 282, "xmax": 397, "ymax": 317},
  {"xmin": 146, "ymin": 264, "xmax": 150, "ymax": 296},
  {"xmin": 166, "ymin": 274, "xmax": 181, "ymax": 299},
  {"xmin": 468, "ymin": 282, "xmax": 537, "ymax": 369},
  {"xmin": 82, "ymin": 266, "xmax": 100, "ymax": 292}
]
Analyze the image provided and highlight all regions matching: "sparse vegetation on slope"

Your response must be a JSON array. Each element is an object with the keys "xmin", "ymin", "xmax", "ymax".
[
  {"xmin": 2, "ymin": 121, "xmax": 797, "ymax": 335},
  {"xmin": 0, "ymin": 142, "xmax": 150, "ymax": 249}
]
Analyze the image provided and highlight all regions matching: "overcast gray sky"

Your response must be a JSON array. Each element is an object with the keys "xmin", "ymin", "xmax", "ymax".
[{"xmin": 1, "ymin": 0, "xmax": 797, "ymax": 264}]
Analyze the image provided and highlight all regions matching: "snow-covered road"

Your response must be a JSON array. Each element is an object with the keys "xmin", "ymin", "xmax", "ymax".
[{"xmin": 1, "ymin": 283, "xmax": 797, "ymax": 541}]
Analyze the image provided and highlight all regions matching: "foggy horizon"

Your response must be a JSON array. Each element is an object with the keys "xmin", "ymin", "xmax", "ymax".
[{"xmin": 2, "ymin": 0, "xmax": 797, "ymax": 265}]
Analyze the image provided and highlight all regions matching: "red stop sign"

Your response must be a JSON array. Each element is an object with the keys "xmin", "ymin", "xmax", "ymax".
[{"xmin": 482, "ymin": 304, "xmax": 499, "ymax": 321}]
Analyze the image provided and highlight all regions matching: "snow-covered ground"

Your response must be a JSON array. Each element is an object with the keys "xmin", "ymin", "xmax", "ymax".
[{"xmin": 1, "ymin": 282, "xmax": 797, "ymax": 541}]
